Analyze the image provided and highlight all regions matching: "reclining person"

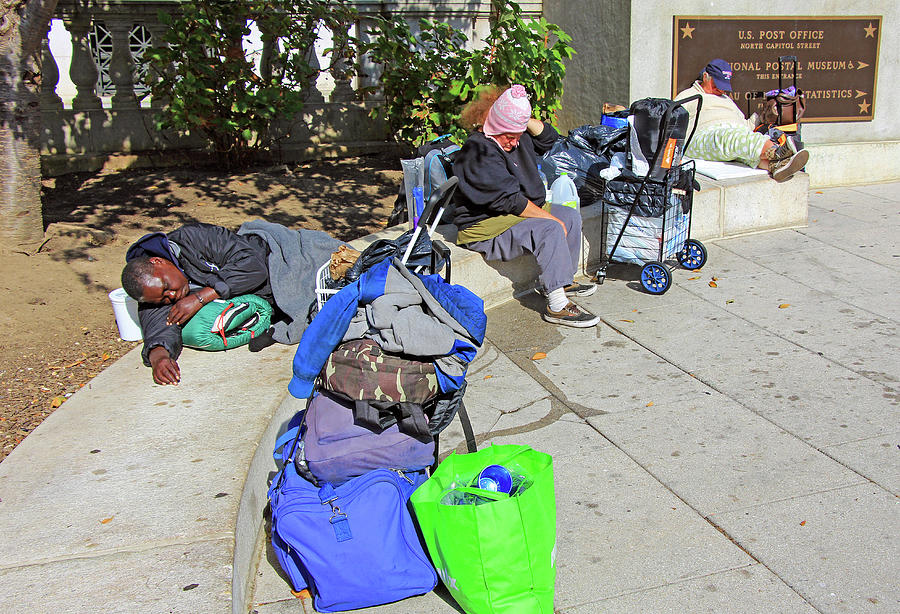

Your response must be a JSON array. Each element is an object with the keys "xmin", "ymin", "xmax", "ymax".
[
  {"xmin": 674, "ymin": 59, "xmax": 809, "ymax": 183},
  {"xmin": 451, "ymin": 84, "xmax": 600, "ymax": 328},
  {"xmin": 122, "ymin": 221, "xmax": 342, "ymax": 385}
]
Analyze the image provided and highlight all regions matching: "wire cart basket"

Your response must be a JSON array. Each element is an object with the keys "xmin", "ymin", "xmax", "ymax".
[
  {"xmin": 596, "ymin": 160, "xmax": 706, "ymax": 295},
  {"xmin": 594, "ymin": 96, "xmax": 707, "ymax": 295}
]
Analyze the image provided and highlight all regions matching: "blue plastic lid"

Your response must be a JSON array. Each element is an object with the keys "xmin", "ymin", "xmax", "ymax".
[{"xmin": 477, "ymin": 464, "xmax": 513, "ymax": 493}]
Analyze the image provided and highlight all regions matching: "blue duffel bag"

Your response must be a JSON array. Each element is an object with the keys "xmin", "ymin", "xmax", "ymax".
[{"xmin": 267, "ymin": 422, "xmax": 437, "ymax": 612}]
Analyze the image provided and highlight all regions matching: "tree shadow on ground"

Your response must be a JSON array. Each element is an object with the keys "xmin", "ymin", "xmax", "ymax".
[{"xmin": 40, "ymin": 151, "xmax": 403, "ymax": 264}]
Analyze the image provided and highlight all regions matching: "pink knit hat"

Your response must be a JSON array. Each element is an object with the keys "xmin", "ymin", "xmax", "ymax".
[{"xmin": 483, "ymin": 84, "xmax": 532, "ymax": 136}]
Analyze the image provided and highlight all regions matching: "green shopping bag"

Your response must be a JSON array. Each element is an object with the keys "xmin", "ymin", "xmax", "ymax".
[{"xmin": 410, "ymin": 444, "xmax": 556, "ymax": 614}]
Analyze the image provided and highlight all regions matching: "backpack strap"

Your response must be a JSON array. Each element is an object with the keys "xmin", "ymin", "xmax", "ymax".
[
  {"xmin": 457, "ymin": 400, "xmax": 477, "ymax": 453},
  {"xmin": 430, "ymin": 399, "xmax": 476, "ymax": 474}
]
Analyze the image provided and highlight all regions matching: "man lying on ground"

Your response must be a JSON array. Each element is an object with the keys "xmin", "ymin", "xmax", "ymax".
[
  {"xmin": 674, "ymin": 58, "xmax": 809, "ymax": 183},
  {"xmin": 122, "ymin": 221, "xmax": 342, "ymax": 385}
]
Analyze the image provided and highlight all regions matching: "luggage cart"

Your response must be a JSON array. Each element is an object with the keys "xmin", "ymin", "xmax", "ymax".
[
  {"xmin": 747, "ymin": 55, "xmax": 805, "ymax": 151},
  {"xmin": 315, "ymin": 177, "xmax": 458, "ymax": 310},
  {"xmin": 594, "ymin": 97, "xmax": 707, "ymax": 295}
]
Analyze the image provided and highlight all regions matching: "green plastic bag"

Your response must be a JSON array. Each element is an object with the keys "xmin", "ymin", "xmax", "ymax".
[
  {"xmin": 181, "ymin": 294, "xmax": 272, "ymax": 351},
  {"xmin": 410, "ymin": 444, "xmax": 556, "ymax": 614}
]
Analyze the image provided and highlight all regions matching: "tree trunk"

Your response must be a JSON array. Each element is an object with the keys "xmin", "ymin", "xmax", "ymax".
[{"xmin": 0, "ymin": 0, "xmax": 59, "ymax": 251}]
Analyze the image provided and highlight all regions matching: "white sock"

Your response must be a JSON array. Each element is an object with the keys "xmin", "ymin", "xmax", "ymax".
[{"xmin": 547, "ymin": 288, "xmax": 568, "ymax": 312}]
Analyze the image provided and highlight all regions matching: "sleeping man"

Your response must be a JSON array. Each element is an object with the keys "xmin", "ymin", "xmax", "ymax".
[{"xmin": 121, "ymin": 221, "xmax": 343, "ymax": 385}]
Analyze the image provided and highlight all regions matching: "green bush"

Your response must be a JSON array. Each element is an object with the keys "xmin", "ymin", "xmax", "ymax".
[
  {"xmin": 363, "ymin": 0, "xmax": 574, "ymax": 146},
  {"xmin": 145, "ymin": 0, "xmax": 358, "ymax": 168}
]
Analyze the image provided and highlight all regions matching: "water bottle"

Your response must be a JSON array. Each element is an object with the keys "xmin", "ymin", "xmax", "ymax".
[
  {"xmin": 537, "ymin": 163, "xmax": 551, "ymax": 203},
  {"xmin": 476, "ymin": 464, "xmax": 513, "ymax": 493},
  {"xmin": 550, "ymin": 172, "xmax": 579, "ymax": 210}
]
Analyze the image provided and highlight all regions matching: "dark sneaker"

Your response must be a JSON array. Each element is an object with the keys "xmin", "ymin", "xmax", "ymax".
[
  {"xmin": 563, "ymin": 282, "xmax": 597, "ymax": 297},
  {"xmin": 535, "ymin": 282, "xmax": 597, "ymax": 298},
  {"xmin": 769, "ymin": 148, "xmax": 809, "ymax": 183},
  {"xmin": 542, "ymin": 302, "xmax": 601, "ymax": 328}
]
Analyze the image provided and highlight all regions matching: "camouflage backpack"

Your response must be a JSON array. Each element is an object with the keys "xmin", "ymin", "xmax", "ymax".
[{"xmin": 320, "ymin": 338, "xmax": 439, "ymax": 405}]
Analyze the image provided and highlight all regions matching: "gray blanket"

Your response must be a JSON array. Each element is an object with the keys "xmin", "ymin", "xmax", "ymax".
[{"xmin": 238, "ymin": 220, "xmax": 345, "ymax": 344}]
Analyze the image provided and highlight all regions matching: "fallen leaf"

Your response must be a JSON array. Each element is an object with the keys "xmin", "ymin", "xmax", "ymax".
[
  {"xmin": 779, "ymin": 303, "xmax": 791, "ymax": 309},
  {"xmin": 100, "ymin": 516, "xmax": 114, "ymax": 524},
  {"xmin": 182, "ymin": 583, "xmax": 199, "ymax": 591},
  {"xmin": 688, "ymin": 276, "xmax": 700, "ymax": 280},
  {"xmin": 815, "ymin": 191, "xmax": 823, "ymax": 194},
  {"xmin": 726, "ymin": 299, "xmax": 734, "ymax": 304},
  {"xmin": 711, "ymin": 276, "xmax": 718, "ymax": 281},
  {"xmin": 483, "ymin": 375, "xmax": 493, "ymax": 380},
  {"xmin": 632, "ymin": 309, "xmax": 638, "ymax": 312},
  {"xmin": 50, "ymin": 396, "xmax": 65, "ymax": 408},
  {"xmin": 708, "ymin": 281, "xmax": 718, "ymax": 288},
  {"xmin": 531, "ymin": 352, "xmax": 547, "ymax": 361},
  {"xmin": 101, "ymin": 352, "xmax": 110, "ymax": 361},
  {"xmin": 645, "ymin": 401, "xmax": 654, "ymax": 407},
  {"xmin": 800, "ymin": 520, "xmax": 806, "ymax": 526},
  {"xmin": 618, "ymin": 319, "xmax": 634, "ymax": 323}
]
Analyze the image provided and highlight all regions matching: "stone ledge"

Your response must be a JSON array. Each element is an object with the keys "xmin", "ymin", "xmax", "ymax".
[{"xmin": 358, "ymin": 171, "xmax": 809, "ymax": 310}]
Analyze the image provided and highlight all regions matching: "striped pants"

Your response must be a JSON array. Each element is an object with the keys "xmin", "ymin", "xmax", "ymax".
[{"xmin": 687, "ymin": 123, "xmax": 771, "ymax": 168}]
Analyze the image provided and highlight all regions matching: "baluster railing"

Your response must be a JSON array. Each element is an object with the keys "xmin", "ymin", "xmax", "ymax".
[
  {"xmin": 107, "ymin": 18, "xmax": 139, "ymax": 109},
  {"xmin": 40, "ymin": 24, "xmax": 64, "ymax": 111},
  {"xmin": 64, "ymin": 9, "xmax": 101, "ymax": 110}
]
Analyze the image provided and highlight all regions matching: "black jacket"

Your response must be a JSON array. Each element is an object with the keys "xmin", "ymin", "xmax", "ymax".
[
  {"xmin": 126, "ymin": 223, "xmax": 272, "ymax": 366},
  {"xmin": 451, "ymin": 122, "xmax": 558, "ymax": 230}
]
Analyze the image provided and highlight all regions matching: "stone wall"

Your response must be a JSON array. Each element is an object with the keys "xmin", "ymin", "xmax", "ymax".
[{"xmin": 543, "ymin": 0, "xmax": 899, "ymax": 187}]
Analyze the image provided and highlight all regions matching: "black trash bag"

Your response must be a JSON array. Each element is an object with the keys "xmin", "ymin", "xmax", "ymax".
[
  {"xmin": 541, "ymin": 137, "xmax": 612, "ymax": 207},
  {"xmin": 602, "ymin": 166, "xmax": 697, "ymax": 217},
  {"xmin": 568, "ymin": 124, "xmax": 629, "ymax": 157},
  {"xmin": 628, "ymin": 98, "xmax": 690, "ymax": 180},
  {"xmin": 343, "ymin": 228, "xmax": 445, "ymax": 283}
]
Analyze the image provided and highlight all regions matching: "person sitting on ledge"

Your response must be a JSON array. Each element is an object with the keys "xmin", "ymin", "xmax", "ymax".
[
  {"xmin": 122, "ymin": 221, "xmax": 342, "ymax": 385},
  {"xmin": 451, "ymin": 84, "xmax": 600, "ymax": 328},
  {"xmin": 674, "ymin": 58, "xmax": 809, "ymax": 183}
]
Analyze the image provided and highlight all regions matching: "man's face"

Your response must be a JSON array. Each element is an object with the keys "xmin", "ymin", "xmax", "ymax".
[
  {"xmin": 494, "ymin": 131, "xmax": 524, "ymax": 152},
  {"xmin": 140, "ymin": 258, "xmax": 190, "ymax": 305},
  {"xmin": 701, "ymin": 74, "xmax": 725, "ymax": 96}
]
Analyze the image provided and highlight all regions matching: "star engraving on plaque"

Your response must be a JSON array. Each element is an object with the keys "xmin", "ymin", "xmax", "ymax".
[
  {"xmin": 864, "ymin": 23, "xmax": 877, "ymax": 38},
  {"xmin": 680, "ymin": 23, "xmax": 695, "ymax": 39},
  {"xmin": 858, "ymin": 99, "xmax": 871, "ymax": 114}
]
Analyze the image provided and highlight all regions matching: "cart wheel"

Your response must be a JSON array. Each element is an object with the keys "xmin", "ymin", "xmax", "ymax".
[
  {"xmin": 677, "ymin": 239, "xmax": 707, "ymax": 270},
  {"xmin": 641, "ymin": 262, "xmax": 671, "ymax": 295}
]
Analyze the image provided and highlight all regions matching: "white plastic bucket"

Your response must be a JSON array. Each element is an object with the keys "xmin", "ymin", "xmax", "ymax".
[{"xmin": 108, "ymin": 288, "xmax": 142, "ymax": 341}]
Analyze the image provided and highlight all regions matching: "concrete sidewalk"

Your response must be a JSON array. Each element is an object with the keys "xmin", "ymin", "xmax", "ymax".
[
  {"xmin": 251, "ymin": 183, "xmax": 899, "ymax": 613},
  {"xmin": 1, "ymin": 183, "xmax": 898, "ymax": 614}
]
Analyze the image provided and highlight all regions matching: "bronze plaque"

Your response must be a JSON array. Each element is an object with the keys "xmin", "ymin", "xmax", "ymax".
[{"xmin": 672, "ymin": 16, "xmax": 882, "ymax": 122}]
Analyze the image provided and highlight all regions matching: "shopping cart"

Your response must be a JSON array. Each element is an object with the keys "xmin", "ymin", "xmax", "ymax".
[{"xmin": 594, "ymin": 97, "xmax": 707, "ymax": 295}]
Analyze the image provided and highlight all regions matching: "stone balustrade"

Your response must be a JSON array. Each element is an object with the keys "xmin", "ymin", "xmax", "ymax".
[{"xmin": 41, "ymin": 1, "xmax": 542, "ymax": 174}]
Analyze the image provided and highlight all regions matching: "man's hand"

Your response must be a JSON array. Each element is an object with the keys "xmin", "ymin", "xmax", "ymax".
[
  {"xmin": 149, "ymin": 346, "xmax": 180, "ymax": 385},
  {"xmin": 166, "ymin": 294, "xmax": 203, "ymax": 326}
]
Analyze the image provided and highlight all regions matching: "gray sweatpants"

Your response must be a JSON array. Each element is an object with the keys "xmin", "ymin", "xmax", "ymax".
[{"xmin": 465, "ymin": 204, "xmax": 581, "ymax": 293}]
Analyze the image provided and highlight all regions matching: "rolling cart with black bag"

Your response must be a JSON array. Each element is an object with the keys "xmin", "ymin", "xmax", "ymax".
[{"xmin": 594, "ymin": 95, "xmax": 707, "ymax": 295}]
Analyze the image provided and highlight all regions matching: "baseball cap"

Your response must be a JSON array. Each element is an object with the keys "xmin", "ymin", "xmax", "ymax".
[{"xmin": 704, "ymin": 59, "xmax": 733, "ymax": 92}]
